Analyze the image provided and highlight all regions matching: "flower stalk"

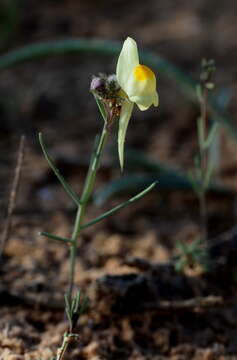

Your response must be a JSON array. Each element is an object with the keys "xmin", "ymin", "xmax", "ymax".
[
  {"xmin": 196, "ymin": 59, "xmax": 216, "ymax": 244},
  {"xmin": 176, "ymin": 59, "xmax": 217, "ymax": 272},
  {"xmin": 198, "ymin": 86, "xmax": 208, "ymax": 242}
]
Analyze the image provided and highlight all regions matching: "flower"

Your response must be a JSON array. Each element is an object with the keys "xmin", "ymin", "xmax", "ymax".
[{"xmin": 116, "ymin": 37, "xmax": 159, "ymax": 169}]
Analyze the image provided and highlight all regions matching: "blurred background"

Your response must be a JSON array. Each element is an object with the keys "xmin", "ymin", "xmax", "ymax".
[
  {"xmin": 0, "ymin": 0, "xmax": 237, "ymax": 237},
  {"xmin": 0, "ymin": 0, "xmax": 237, "ymax": 244},
  {"xmin": 1, "ymin": 1, "xmax": 237, "ymax": 358},
  {"xmin": 1, "ymin": 0, "xmax": 237, "ymax": 139}
]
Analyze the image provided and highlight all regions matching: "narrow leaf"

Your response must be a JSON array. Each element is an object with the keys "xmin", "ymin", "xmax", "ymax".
[
  {"xmin": 39, "ymin": 133, "xmax": 81, "ymax": 206},
  {"xmin": 209, "ymin": 88, "xmax": 232, "ymax": 171},
  {"xmin": 80, "ymin": 296, "xmax": 89, "ymax": 315},
  {"xmin": 204, "ymin": 122, "xmax": 219, "ymax": 149},
  {"xmin": 64, "ymin": 293, "xmax": 71, "ymax": 312},
  {"xmin": 93, "ymin": 94, "xmax": 107, "ymax": 122},
  {"xmin": 118, "ymin": 100, "xmax": 134, "ymax": 170},
  {"xmin": 74, "ymin": 290, "xmax": 81, "ymax": 312},
  {"xmin": 82, "ymin": 181, "xmax": 157, "ymax": 229},
  {"xmin": 66, "ymin": 307, "xmax": 73, "ymax": 328},
  {"xmin": 196, "ymin": 84, "xmax": 203, "ymax": 103},
  {"xmin": 203, "ymin": 162, "xmax": 215, "ymax": 190},
  {"xmin": 40, "ymin": 231, "xmax": 72, "ymax": 244},
  {"xmin": 197, "ymin": 116, "xmax": 205, "ymax": 149}
]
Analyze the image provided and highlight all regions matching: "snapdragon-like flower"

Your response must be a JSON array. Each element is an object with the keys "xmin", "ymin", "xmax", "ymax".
[{"xmin": 116, "ymin": 37, "xmax": 159, "ymax": 169}]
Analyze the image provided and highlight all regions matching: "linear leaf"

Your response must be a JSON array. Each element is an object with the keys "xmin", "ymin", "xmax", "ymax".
[
  {"xmin": 82, "ymin": 181, "xmax": 157, "ymax": 229},
  {"xmin": 40, "ymin": 231, "xmax": 72, "ymax": 244},
  {"xmin": 39, "ymin": 133, "xmax": 81, "ymax": 206},
  {"xmin": 93, "ymin": 94, "xmax": 107, "ymax": 122}
]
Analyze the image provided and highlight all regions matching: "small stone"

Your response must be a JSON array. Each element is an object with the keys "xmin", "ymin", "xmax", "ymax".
[
  {"xmin": 82, "ymin": 341, "xmax": 100, "ymax": 357},
  {"xmin": 8, "ymin": 355, "xmax": 24, "ymax": 360}
]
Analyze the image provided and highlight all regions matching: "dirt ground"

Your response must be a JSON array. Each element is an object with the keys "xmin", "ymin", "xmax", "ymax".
[{"xmin": 1, "ymin": 0, "xmax": 237, "ymax": 359}]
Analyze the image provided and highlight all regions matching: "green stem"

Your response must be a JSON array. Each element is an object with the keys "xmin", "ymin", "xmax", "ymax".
[
  {"xmin": 81, "ymin": 125, "xmax": 108, "ymax": 204},
  {"xmin": 67, "ymin": 124, "xmax": 108, "ymax": 302},
  {"xmin": 56, "ymin": 333, "xmax": 69, "ymax": 360},
  {"xmin": 68, "ymin": 205, "xmax": 84, "ymax": 302}
]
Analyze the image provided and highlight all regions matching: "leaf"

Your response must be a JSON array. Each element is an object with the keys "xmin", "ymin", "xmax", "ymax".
[
  {"xmin": 82, "ymin": 181, "xmax": 157, "ymax": 228},
  {"xmin": 93, "ymin": 94, "xmax": 107, "ymax": 122},
  {"xmin": 39, "ymin": 133, "xmax": 81, "ymax": 206},
  {"xmin": 203, "ymin": 161, "xmax": 215, "ymax": 190},
  {"xmin": 204, "ymin": 122, "xmax": 219, "ymax": 149},
  {"xmin": 40, "ymin": 231, "xmax": 72, "ymax": 244},
  {"xmin": 118, "ymin": 100, "xmax": 134, "ymax": 170},
  {"xmin": 197, "ymin": 116, "xmax": 205, "ymax": 149},
  {"xmin": 208, "ymin": 88, "xmax": 233, "ymax": 171}
]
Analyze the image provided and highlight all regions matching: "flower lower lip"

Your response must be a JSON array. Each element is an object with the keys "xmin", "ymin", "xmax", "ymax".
[{"xmin": 134, "ymin": 64, "xmax": 155, "ymax": 81}]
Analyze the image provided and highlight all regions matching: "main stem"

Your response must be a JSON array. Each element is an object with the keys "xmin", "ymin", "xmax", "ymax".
[
  {"xmin": 57, "ymin": 334, "xmax": 70, "ymax": 360},
  {"xmin": 68, "ymin": 124, "xmax": 108, "ymax": 302}
]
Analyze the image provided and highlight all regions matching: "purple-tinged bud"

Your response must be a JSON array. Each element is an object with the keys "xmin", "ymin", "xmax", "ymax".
[{"xmin": 90, "ymin": 76, "xmax": 105, "ymax": 92}]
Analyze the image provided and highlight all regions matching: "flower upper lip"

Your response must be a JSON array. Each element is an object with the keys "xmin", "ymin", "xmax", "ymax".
[{"xmin": 116, "ymin": 37, "xmax": 159, "ymax": 110}]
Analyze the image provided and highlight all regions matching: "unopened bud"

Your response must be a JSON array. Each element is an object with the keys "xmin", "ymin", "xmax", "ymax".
[{"xmin": 90, "ymin": 76, "xmax": 105, "ymax": 92}]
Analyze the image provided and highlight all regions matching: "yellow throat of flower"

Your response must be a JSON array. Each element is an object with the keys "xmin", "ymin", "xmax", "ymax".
[{"xmin": 134, "ymin": 64, "xmax": 155, "ymax": 81}]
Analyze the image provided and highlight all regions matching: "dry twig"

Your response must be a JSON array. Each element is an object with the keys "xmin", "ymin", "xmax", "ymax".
[
  {"xmin": 143, "ymin": 296, "xmax": 223, "ymax": 312},
  {"xmin": 0, "ymin": 135, "xmax": 25, "ymax": 258}
]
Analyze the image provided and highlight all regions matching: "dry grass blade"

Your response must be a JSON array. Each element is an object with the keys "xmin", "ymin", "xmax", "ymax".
[
  {"xmin": 142, "ymin": 296, "xmax": 223, "ymax": 312},
  {"xmin": 0, "ymin": 135, "xmax": 25, "ymax": 258}
]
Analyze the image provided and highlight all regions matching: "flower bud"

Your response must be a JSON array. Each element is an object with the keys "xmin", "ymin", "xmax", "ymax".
[{"xmin": 90, "ymin": 76, "xmax": 105, "ymax": 92}]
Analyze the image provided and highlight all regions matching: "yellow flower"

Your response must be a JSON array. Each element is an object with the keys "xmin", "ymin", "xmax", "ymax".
[{"xmin": 116, "ymin": 37, "xmax": 159, "ymax": 169}]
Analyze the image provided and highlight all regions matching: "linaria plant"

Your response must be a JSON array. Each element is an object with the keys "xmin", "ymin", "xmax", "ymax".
[
  {"xmin": 39, "ymin": 37, "xmax": 158, "ymax": 360},
  {"xmin": 176, "ymin": 59, "xmax": 217, "ymax": 272}
]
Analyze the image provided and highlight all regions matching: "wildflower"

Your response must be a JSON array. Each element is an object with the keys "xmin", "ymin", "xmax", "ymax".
[{"xmin": 116, "ymin": 37, "xmax": 159, "ymax": 169}]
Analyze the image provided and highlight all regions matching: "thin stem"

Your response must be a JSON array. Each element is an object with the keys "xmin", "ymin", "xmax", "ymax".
[
  {"xmin": 81, "ymin": 124, "xmax": 108, "ymax": 204},
  {"xmin": 199, "ymin": 192, "xmax": 207, "ymax": 242},
  {"xmin": 56, "ymin": 335, "xmax": 69, "ymax": 360},
  {"xmin": 67, "ymin": 124, "xmax": 108, "ymax": 302},
  {"xmin": 200, "ymin": 88, "xmax": 208, "ymax": 144},
  {"xmin": 68, "ymin": 205, "xmax": 84, "ymax": 302},
  {"xmin": 199, "ymin": 88, "xmax": 208, "ymax": 242}
]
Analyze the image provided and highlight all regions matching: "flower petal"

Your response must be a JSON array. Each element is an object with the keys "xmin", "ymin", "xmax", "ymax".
[
  {"xmin": 125, "ymin": 64, "xmax": 157, "ymax": 104},
  {"xmin": 131, "ymin": 91, "xmax": 159, "ymax": 111},
  {"xmin": 118, "ymin": 99, "xmax": 134, "ymax": 170},
  {"xmin": 116, "ymin": 37, "xmax": 139, "ymax": 93}
]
